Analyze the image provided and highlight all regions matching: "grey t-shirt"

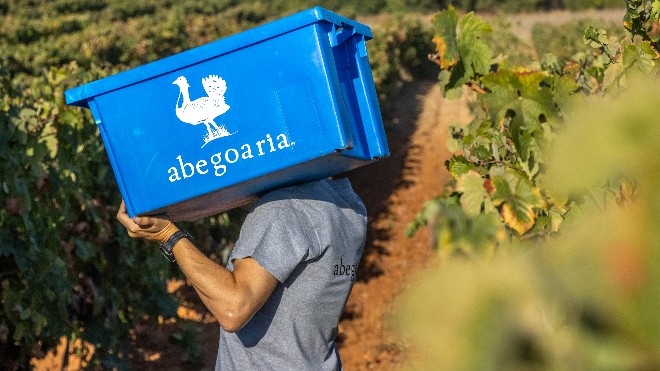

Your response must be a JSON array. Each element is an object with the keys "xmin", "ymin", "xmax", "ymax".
[{"xmin": 216, "ymin": 178, "xmax": 367, "ymax": 370}]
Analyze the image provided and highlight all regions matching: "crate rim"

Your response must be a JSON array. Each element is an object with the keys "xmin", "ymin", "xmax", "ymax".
[{"xmin": 64, "ymin": 6, "xmax": 373, "ymax": 109}]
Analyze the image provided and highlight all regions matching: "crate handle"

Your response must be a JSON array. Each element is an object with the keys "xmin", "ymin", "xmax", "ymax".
[
  {"xmin": 354, "ymin": 51, "xmax": 389, "ymax": 159},
  {"xmin": 329, "ymin": 22, "xmax": 356, "ymax": 47}
]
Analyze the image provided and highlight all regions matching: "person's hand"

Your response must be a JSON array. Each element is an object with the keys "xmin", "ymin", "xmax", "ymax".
[{"xmin": 116, "ymin": 200, "xmax": 178, "ymax": 244}]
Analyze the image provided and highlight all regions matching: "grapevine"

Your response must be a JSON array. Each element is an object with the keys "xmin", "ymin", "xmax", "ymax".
[
  {"xmin": 398, "ymin": 2, "xmax": 660, "ymax": 368},
  {"xmin": 409, "ymin": 2, "xmax": 660, "ymax": 257}
]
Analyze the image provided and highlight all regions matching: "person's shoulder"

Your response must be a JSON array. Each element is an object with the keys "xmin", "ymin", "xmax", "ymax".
[
  {"xmin": 253, "ymin": 178, "xmax": 358, "ymax": 212},
  {"xmin": 249, "ymin": 181, "xmax": 312, "ymax": 213},
  {"xmin": 261, "ymin": 179, "xmax": 329, "ymax": 200}
]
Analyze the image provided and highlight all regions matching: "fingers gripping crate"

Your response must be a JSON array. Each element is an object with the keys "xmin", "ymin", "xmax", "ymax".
[{"xmin": 65, "ymin": 7, "xmax": 389, "ymax": 222}]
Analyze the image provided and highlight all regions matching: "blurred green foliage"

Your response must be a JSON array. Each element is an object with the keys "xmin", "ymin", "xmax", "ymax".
[
  {"xmin": 368, "ymin": 16, "xmax": 436, "ymax": 100},
  {"xmin": 532, "ymin": 18, "xmax": 626, "ymax": 61},
  {"xmin": 397, "ymin": 76, "xmax": 660, "ymax": 370},
  {"xmin": 399, "ymin": 0, "xmax": 660, "ymax": 369}
]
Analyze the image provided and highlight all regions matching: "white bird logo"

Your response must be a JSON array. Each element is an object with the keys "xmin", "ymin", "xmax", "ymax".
[{"xmin": 172, "ymin": 74, "xmax": 233, "ymax": 147}]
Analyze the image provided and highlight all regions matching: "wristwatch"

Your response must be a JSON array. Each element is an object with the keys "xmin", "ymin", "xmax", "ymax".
[{"xmin": 160, "ymin": 229, "xmax": 194, "ymax": 263}]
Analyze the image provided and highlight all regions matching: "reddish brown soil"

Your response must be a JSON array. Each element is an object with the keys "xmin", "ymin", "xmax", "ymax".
[{"xmin": 336, "ymin": 80, "xmax": 468, "ymax": 370}]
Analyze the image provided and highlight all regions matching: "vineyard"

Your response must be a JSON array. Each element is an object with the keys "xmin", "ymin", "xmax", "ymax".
[{"xmin": 2, "ymin": 0, "xmax": 660, "ymax": 369}]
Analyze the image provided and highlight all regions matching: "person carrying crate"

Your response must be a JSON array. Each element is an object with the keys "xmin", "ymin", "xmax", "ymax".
[{"xmin": 117, "ymin": 177, "xmax": 367, "ymax": 370}]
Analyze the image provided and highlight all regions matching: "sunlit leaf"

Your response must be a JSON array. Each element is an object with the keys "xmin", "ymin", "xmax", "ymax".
[
  {"xmin": 446, "ymin": 155, "xmax": 476, "ymax": 179},
  {"xmin": 481, "ymin": 70, "xmax": 555, "ymax": 162},
  {"xmin": 551, "ymin": 74, "xmax": 581, "ymax": 113},
  {"xmin": 491, "ymin": 171, "xmax": 545, "ymax": 235},
  {"xmin": 456, "ymin": 12, "xmax": 492, "ymax": 77},
  {"xmin": 431, "ymin": 7, "xmax": 492, "ymax": 95},
  {"xmin": 548, "ymin": 207, "xmax": 565, "ymax": 232},
  {"xmin": 431, "ymin": 7, "xmax": 459, "ymax": 69},
  {"xmin": 457, "ymin": 171, "xmax": 495, "ymax": 217}
]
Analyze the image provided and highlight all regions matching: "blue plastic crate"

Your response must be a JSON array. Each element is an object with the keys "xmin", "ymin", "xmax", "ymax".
[{"xmin": 65, "ymin": 6, "xmax": 388, "ymax": 222}]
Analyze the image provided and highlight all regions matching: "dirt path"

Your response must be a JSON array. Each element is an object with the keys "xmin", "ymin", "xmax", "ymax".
[{"xmin": 337, "ymin": 79, "xmax": 471, "ymax": 370}]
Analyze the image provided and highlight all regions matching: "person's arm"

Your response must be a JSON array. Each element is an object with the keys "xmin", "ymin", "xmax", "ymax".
[{"xmin": 116, "ymin": 201, "xmax": 278, "ymax": 332}]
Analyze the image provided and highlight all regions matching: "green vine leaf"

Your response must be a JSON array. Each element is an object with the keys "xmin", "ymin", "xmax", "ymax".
[
  {"xmin": 457, "ymin": 171, "xmax": 496, "ymax": 217},
  {"xmin": 431, "ymin": 7, "xmax": 459, "ymax": 69},
  {"xmin": 491, "ymin": 171, "xmax": 546, "ymax": 235},
  {"xmin": 550, "ymin": 74, "xmax": 581, "ymax": 114},
  {"xmin": 604, "ymin": 36, "xmax": 659, "ymax": 90},
  {"xmin": 446, "ymin": 155, "xmax": 476, "ymax": 179},
  {"xmin": 481, "ymin": 70, "xmax": 555, "ymax": 164},
  {"xmin": 431, "ymin": 7, "xmax": 492, "ymax": 96},
  {"xmin": 457, "ymin": 12, "xmax": 493, "ymax": 77}
]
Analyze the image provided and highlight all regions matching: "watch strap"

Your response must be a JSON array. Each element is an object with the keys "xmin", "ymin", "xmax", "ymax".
[{"xmin": 160, "ymin": 229, "xmax": 193, "ymax": 262}]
